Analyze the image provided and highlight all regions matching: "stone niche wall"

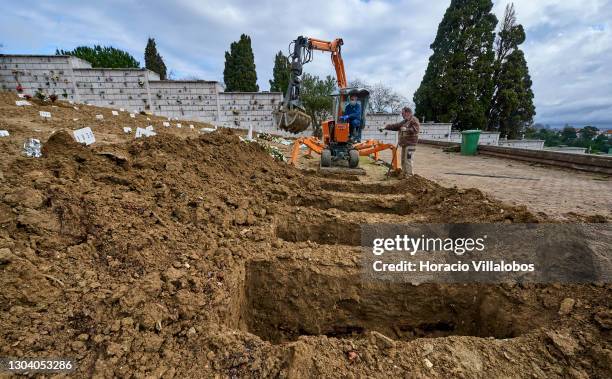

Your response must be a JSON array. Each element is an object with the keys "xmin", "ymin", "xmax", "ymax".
[
  {"xmin": 363, "ymin": 114, "xmax": 402, "ymax": 144},
  {"xmin": 73, "ymin": 68, "xmax": 158, "ymax": 113},
  {"xmin": 365, "ymin": 115, "xmax": 459, "ymax": 145},
  {"xmin": 0, "ymin": 55, "xmax": 84, "ymax": 102},
  {"xmin": 218, "ymin": 92, "xmax": 281, "ymax": 129},
  {"xmin": 419, "ymin": 123, "xmax": 452, "ymax": 141},
  {"xmin": 148, "ymin": 81, "xmax": 221, "ymax": 123},
  {"xmin": 0, "ymin": 54, "xmax": 282, "ymax": 126}
]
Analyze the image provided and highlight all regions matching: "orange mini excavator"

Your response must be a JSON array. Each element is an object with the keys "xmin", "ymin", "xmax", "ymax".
[{"xmin": 273, "ymin": 36, "xmax": 399, "ymax": 171}]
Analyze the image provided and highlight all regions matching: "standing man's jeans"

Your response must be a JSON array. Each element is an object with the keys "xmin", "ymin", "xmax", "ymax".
[
  {"xmin": 350, "ymin": 119, "xmax": 362, "ymax": 142},
  {"xmin": 400, "ymin": 145, "xmax": 415, "ymax": 177}
]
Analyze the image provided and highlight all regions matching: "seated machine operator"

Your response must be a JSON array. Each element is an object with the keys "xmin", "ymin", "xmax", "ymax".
[{"xmin": 341, "ymin": 94, "xmax": 362, "ymax": 142}]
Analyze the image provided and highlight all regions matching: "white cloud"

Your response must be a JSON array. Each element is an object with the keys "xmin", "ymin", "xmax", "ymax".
[{"xmin": 0, "ymin": 0, "xmax": 610, "ymax": 127}]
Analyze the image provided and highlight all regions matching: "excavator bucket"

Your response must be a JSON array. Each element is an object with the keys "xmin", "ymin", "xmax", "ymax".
[{"xmin": 273, "ymin": 108, "xmax": 312, "ymax": 134}]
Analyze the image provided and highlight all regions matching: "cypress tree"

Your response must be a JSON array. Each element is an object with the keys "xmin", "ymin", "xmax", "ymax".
[
  {"xmin": 488, "ymin": 4, "xmax": 535, "ymax": 138},
  {"xmin": 144, "ymin": 38, "xmax": 167, "ymax": 80},
  {"xmin": 413, "ymin": 0, "xmax": 497, "ymax": 130},
  {"xmin": 269, "ymin": 51, "xmax": 290, "ymax": 93},
  {"xmin": 223, "ymin": 34, "xmax": 259, "ymax": 92}
]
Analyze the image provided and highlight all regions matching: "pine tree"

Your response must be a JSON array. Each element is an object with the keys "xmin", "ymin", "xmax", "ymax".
[
  {"xmin": 487, "ymin": 4, "xmax": 535, "ymax": 138},
  {"xmin": 56, "ymin": 45, "xmax": 139, "ymax": 68},
  {"xmin": 269, "ymin": 51, "xmax": 290, "ymax": 93},
  {"xmin": 144, "ymin": 38, "xmax": 167, "ymax": 80},
  {"xmin": 223, "ymin": 34, "xmax": 259, "ymax": 92},
  {"xmin": 413, "ymin": 0, "xmax": 497, "ymax": 130}
]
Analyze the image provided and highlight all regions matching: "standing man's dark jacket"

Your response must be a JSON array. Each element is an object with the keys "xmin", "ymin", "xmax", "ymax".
[{"xmin": 384, "ymin": 115, "xmax": 420, "ymax": 147}]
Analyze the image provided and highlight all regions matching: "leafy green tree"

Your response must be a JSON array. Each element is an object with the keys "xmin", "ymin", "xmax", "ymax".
[
  {"xmin": 56, "ymin": 45, "xmax": 139, "ymax": 68},
  {"xmin": 144, "ymin": 38, "xmax": 167, "ymax": 80},
  {"xmin": 526, "ymin": 125, "xmax": 610, "ymax": 153},
  {"xmin": 561, "ymin": 126, "xmax": 577, "ymax": 144},
  {"xmin": 575, "ymin": 126, "xmax": 607, "ymax": 152},
  {"xmin": 542, "ymin": 130, "xmax": 562, "ymax": 147},
  {"xmin": 269, "ymin": 51, "xmax": 290, "ymax": 93},
  {"xmin": 490, "ymin": 50, "xmax": 535, "ymax": 138},
  {"xmin": 414, "ymin": 0, "xmax": 497, "ymax": 129},
  {"xmin": 488, "ymin": 3, "xmax": 535, "ymax": 139},
  {"xmin": 591, "ymin": 134, "xmax": 611, "ymax": 153},
  {"xmin": 579, "ymin": 126, "xmax": 598, "ymax": 141},
  {"xmin": 526, "ymin": 127, "xmax": 562, "ymax": 147},
  {"xmin": 223, "ymin": 34, "xmax": 258, "ymax": 92},
  {"xmin": 300, "ymin": 73, "xmax": 337, "ymax": 136}
]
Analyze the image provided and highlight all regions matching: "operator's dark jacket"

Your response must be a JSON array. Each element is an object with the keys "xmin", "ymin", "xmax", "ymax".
[{"xmin": 385, "ymin": 115, "xmax": 420, "ymax": 147}]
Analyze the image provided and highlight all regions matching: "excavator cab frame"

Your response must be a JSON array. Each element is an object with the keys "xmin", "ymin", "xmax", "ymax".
[
  {"xmin": 332, "ymin": 87, "xmax": 369, "ymax": 126},
  {"xmin": 318, "ymin": 88, "xmax": 370, "ymax": 167}
]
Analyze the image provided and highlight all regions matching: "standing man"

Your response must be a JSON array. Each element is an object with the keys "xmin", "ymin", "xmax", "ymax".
[{"xmin": 380, "ymin": 106, "xmax": 420, "ymax": 178}]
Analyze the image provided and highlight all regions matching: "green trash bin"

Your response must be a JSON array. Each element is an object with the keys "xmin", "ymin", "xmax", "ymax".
[{"xmin": 460, "ymin": 130, "xmax": 481, "ymax": 156}]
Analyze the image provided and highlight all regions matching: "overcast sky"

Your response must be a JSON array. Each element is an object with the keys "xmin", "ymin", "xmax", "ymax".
[{"xmin": 1, "ymin": 0, "xmax": 611, "ymax": 128}]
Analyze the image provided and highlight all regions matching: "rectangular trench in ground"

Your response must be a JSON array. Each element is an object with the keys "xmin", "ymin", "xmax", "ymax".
[
  {"xmin": 237, "ymin": 259, "xmax": 557, "ymax": 344},
  {"xmin": 318, "ymin": 180, "xmax": 402, "ymax": 195},
  {"xmin": 274, "ymin": 213, "xmax": 426, "ymax": 246},
  {"xmin": 275, "ymin": 214, "xmax": 362, "ymax": 246},
  {"xmin": 289, "ymin": 192, "xmax": 414, "ymax": 215}
]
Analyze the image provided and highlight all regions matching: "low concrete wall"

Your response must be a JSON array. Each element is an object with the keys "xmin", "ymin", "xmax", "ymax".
[
  {"xmin": 500, "ymin": 139, "xmax": 545, "ymax": 150},
  {"xmin": 418, "ymin": 140, "xmax": 611, "ymax": 174},
  {"xmin": 544, "ymin": 147, "xmax": 588, "ymax": 155},
  {"xmin": 478, "ymin": 145, "xmax": 612, "ymax": 174},
  {"xmin": 419, "ymin": 140, "xmax": 457, "ymax": 148}
]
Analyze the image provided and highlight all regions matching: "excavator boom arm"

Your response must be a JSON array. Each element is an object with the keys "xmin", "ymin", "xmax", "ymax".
[
  {"xmin": 283, "ymin": 36, "xmax": 347, "ymax": 108},
  {"xmin": 308, "ymin": 38, "xmax": 347, "ymax": 88},
  {"xmin": 274, "ymin": 36, "xmax": 347, "ymax": 133}
]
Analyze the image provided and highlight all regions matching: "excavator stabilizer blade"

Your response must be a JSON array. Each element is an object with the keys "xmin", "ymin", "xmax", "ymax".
[{"xmin": 273, "ymin": 109, "xmax": 312, "ymax": 134}]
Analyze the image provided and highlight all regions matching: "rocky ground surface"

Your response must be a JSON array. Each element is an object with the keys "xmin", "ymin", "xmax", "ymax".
[{"xmin": 0, "ymin": 93, "xmax": 610, "ymax": 378}]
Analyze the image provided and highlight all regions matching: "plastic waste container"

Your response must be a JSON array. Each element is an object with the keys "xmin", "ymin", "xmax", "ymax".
[{"xmin": 460, "ymin": 130, "xmax": 481, "ymax": 156}]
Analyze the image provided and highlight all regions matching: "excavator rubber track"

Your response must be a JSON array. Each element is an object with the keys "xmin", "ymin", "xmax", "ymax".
[{"xmin": 273, "ymin": 108, "xmax": 311, "ymax": 134}]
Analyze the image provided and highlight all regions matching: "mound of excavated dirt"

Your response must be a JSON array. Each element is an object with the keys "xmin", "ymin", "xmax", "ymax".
[
  {"xmin": 0, "ymin": 91, "xmax": 215, "ymax": 173},
  {"xmin": 0, "ymin": 93, "xmax": 611, "ymax": 378}
]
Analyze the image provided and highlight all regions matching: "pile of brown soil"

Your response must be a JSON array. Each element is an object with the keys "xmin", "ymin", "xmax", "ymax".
[
  {"xmin": 0, "ymin": 91, "xmax": 215, "ymax": 173},
  {"xmin": 0, "ymin": 93, "xmax": 610, "ymax": 378}
]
